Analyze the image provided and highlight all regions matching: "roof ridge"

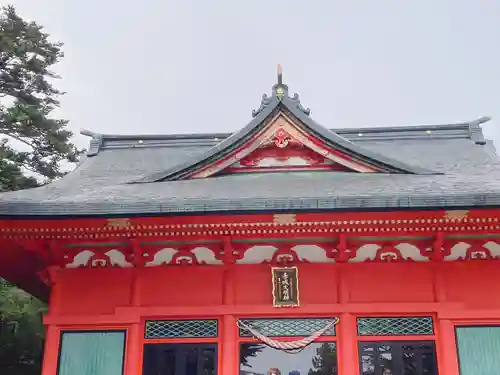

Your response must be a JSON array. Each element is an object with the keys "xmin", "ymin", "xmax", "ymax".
[
  {"xmin": 80, "ymin": 117, "xmax": 492, "ymax": 156},
  {"xmin": 79, "ymin": 69, "xmax": 491, "ymax": 158},
  {"xmin": 80, "ymin": 117, "xmax": 491, "ymax": 142}
]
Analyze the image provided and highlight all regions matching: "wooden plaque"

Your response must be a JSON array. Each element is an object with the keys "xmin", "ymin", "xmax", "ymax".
[{"xmin": 271, "ymin": 266, "xmax": 300, "ymax": 307}]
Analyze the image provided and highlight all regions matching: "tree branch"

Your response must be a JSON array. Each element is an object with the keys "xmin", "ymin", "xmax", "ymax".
[{"xmin": 0, "ymin": 132, "xmax": 35, "ymax": 150}]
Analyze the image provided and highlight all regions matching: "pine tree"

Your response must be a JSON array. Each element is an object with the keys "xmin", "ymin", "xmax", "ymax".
[
  {"xmin": 0, "ymin": 279, "xmax": 46, "ymax": 375},
  {"xmin": 0, "ymin": 5, "xmax": 81, "ymax": 374},
  {"xmin": 0, "ymin": 5, "xmax": 82, "ymax": 191}
]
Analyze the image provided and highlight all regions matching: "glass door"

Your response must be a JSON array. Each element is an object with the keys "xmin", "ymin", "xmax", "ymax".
[
  {"xmin": 142, "ymin": 343, "xmax": 217, "ymax": 375},
  {"xmin": 358, "ymin": 341, "xmax": 438, "ymax": 375}
]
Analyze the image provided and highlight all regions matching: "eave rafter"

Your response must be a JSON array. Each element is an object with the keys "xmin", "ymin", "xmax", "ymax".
[{"xmin": 0, "ymin": 209, "xmax": 498, "ymax": 241}]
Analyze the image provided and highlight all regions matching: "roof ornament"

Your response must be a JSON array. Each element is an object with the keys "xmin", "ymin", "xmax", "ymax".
[
  {"xmin": 276, "ymin": 64, "xmax": 285, "ymax": 101},
  {"xmin": 468, "ymin": 116, "xmax": 491, "ymax": 145},
  {"xmin": 252, "ymin": 65, "xmax": 310, "ymax": 118},
  {"xmin": 80, "ymin": 128, "xmax": 103, "ymax": 157}
]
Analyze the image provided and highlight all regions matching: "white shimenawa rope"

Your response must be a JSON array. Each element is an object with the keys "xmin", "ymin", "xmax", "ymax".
[{"xmin": 237, "ymin": 318, "xmax": 340, "ymax": 354}]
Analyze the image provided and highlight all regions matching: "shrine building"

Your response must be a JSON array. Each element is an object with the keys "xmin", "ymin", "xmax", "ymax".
[{"xmin": 2, "ymin": 69, "xmax": 500, "ymax": 375}]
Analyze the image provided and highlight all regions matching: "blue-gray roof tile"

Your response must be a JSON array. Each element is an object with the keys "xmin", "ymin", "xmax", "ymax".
[{"xmin": 0, "ymin": 82, "xmax": 496, "ymax": 217}]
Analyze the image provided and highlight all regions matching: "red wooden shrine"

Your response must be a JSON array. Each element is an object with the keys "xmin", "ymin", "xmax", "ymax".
[{"xmin": 0, "ymin": 68, "xmax": 499, "ymax": 375}]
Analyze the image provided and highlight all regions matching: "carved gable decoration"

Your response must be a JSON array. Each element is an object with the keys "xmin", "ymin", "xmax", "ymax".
[
  {"xmin": 137, "ymin": 67, "xmax": 436, "ymax": 183},
  {"xmin": 195, "ymin": 114, "xmax": 372, "ymax": 177}
]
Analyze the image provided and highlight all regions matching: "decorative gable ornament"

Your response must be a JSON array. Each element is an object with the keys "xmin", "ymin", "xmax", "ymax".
[
  {"xmin": 135, "ymin": 66, "xmax": 437, "ymax": 183},
  {"xmin": 199, "ymin": 114, "xmax": 376, "ymax": 176}
]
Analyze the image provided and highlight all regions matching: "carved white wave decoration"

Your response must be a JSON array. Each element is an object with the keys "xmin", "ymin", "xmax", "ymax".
[
  {"xmin": 350, "ymin": 243, "xmax": 428, "ymax": 262},
  {"xmin": 145, "ymin": 248, "xmax": 175, "ymax": 266},
  {"xmin": 444, "ymin": 241, "xmax": 500, "ymax": 261},
  {"xmin": 144, "ymin": 247, "xmax": 223, "ymax": 266},
  {"xmin": 66, "ymin": 250, "xmax": 94, "ymax": 268},
  {"xmin": 237, "ymin": 245, "xmax": 334, "ymax": 264},
  {"xmin": 63, "ymin": 242, "xmax": 500, "ymax": 268},
  {"xmin": 65, "ymin": 249, "xmax": 133, "ymax": 268}
]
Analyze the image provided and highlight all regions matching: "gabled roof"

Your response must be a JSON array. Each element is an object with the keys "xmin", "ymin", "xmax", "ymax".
[
  {"xmin": 135, "ymin": 73, "xmax": 436, "ymax": 182},
  {"xmin": 0, "ymin": 71, "xmax": 497, "ymax": 217}
]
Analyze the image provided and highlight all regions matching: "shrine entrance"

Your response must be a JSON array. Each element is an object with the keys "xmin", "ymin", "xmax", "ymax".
[
  {"xmin": 239, "ymin": 342, "xmax": 338, "ymax": 375},
  {"xmin": 238, "ymin": 318, "xmax": 339, "ymax": 375}
]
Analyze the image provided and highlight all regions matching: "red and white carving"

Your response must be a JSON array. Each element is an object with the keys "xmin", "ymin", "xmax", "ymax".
[
  {"xmin": 273, "ymin": 128, "xmax": 293, "ymax": 148},
  {"xmin": 190, "ymin": 113, "xmax": 379, "ymax": 178},
  {"xmin": 350, "ymin": 243, "xmax": 429, "ymax": 262},
  {"xmin": 236, "ymin": 245, "xmax": 335, "ymax": 265},
  {"xmin": 443, "ymin": 241, "xmax": 500, "ymax": 261},
  {"xmin": 65, "ymin": 249, "xmax": 134, "ymax": 268},
  {"xmin": 233, "ymin": 145, "xmax": 335, "ymax": 170},
  {"xmin": 144, "ymin": 247, "xmax": 223, "ymax": 266},
  {"xmin": 62, "ymin": 240, "xmax": 500, "ymax": 268}
]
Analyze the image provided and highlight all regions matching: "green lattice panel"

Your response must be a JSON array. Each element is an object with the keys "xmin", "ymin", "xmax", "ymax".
[
  {"xmin": 145, "ymin": 320, "xmax": 218, "ymax": 339},
  {"xmin": 239, "ymin": 318, "xmax": 336, "ymax": 337},
  {"xmin": 357, "ymin": 317, "xmax": 434, "ymax": 336}
]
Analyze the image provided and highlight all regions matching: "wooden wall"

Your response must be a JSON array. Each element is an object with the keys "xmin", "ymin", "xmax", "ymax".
[
  {"xmin": 40, "ymin": 261, "xmax": 500, "ymax": 375},
  {"xmin": 53, "ymin": 261, "xmax": 500, "ymax": 315}
]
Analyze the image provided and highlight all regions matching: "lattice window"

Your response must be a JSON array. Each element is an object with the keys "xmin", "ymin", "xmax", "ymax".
[
  {"xmin": 357, "ymin": 317, "xmax": 434, "ymax": 336},
  {"xmin": 145, "ymin": 320, "xmax": 218, "ymax": 339},
  {"xmin": 239, "ymin": 318, "xmax": 336, "ymax": 337}
]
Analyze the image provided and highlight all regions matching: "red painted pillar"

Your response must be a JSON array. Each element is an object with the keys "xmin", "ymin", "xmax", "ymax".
[
  {"xmin": 221, "ymin": 262, "xmax": 237, "ymax": 375},
  {"xmin": 41, "ymin": 324, "xmax": 61, "ymax": 375},
  {"xmin": 222, "ymin": 315, "xmax": 238, "ymax": 375},
  {"xmin": 337, "ymin": 264, "xmax": 358, "ymax": 375},
  {"xmin": 432, "ymin": 262, "xmax": 459, "ymax": 375},
  {"xmin": 436, "ymin": 319, "xmax": 460, "ymax": 375},
  {"xmin": 41, "ymin": 267, "xmax": 62, "ymax": 375},
  {"xmin": 222, "ymin": 265, "xmax": 235, "ymax": 306},
  {"xmin": 125, "ymin": 323, "xmax": 142, "ymax": 375},
  {"xmin": 338, "ymin": 313, "xmax": 358, "ymax": 375},
  {"xmin": 125, "ymin": 268, "xmax": 143, "ymax": 375}
]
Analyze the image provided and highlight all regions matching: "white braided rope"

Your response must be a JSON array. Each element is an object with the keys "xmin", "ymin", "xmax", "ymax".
[{"xmin": 237, "ymin": 318, "xmax": 339, "ymax": 353}]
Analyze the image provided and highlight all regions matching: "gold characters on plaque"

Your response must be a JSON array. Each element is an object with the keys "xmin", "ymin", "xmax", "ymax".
[{"xmin": 271, "ymin": 266, "xmax": 300, "ymax": 307}]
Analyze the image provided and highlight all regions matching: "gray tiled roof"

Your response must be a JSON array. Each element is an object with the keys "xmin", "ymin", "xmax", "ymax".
[
  {"xmin": 136, "ymin": 83, "xmax": 437, "ymax": 182},
  {"xmin": 0, "ymin": 83, "xmax": 497, "ymax": 217}
]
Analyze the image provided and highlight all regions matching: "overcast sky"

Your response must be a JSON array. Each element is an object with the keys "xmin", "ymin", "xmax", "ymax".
[{"xmin": 8, "ymin": 0, "xmax": 500, "ymax": 150}]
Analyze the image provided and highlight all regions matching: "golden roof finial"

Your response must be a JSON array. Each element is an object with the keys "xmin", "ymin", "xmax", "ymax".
[{"xmin": 277, "ymin": 64, "xmax": 283, "ymax": 85}]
